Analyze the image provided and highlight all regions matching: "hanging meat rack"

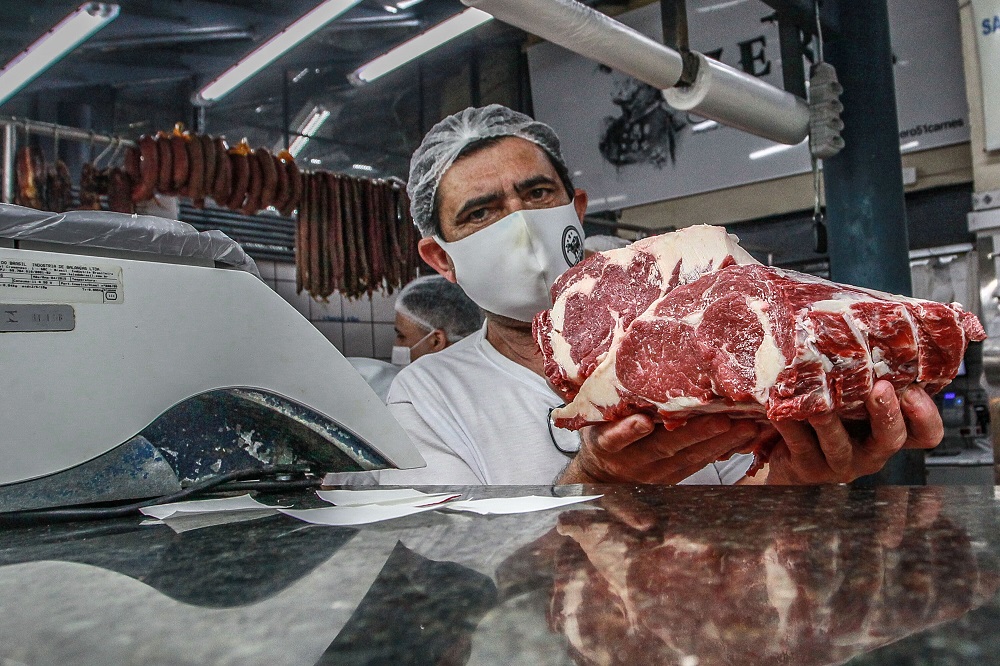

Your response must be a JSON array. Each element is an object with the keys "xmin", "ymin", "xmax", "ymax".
[
  {"xmin": 0, "ymin": 116, "xmax": 133, "ymax": 205},
  {"xmin": 0, "ymin": 115, "xmax": 421, "ymax": 297}
]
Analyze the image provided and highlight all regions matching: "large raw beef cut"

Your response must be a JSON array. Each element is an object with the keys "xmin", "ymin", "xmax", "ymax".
[{"xmin": 534, "ymin": 226, "xmax": 986, "ymax": 433}]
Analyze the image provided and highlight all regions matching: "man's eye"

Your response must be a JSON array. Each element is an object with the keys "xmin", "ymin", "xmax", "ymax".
[
  {"xmin": 468, "ymin": 208, "xmax": 490, "ymax": 222},
  {"xmin": 529, "ymin": 188, "xmax": 551, "ymax": 200}
]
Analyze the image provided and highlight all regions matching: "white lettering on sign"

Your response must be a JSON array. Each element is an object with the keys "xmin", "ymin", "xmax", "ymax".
[
  {"xmin": 974, "ymin": 0, "xmax": 1000, "ymax": 151},
  {"xmin": 0, "ymin": 259, "xmax": 123, "ymax": 304}
]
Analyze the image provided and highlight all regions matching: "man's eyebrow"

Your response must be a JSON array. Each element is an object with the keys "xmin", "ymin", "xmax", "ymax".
[
  {"xmin": 515, "ymin": 174, "xmax": 559, "ymax": 193},
  {"xmin": 454, "ymin": 190, "xmax": 503, "ymax": 223}
]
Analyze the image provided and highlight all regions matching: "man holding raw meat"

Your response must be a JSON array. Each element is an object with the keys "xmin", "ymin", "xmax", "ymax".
[{"xmin": 371, "ymin": 104, "xmax": 944, "ymax": 487}]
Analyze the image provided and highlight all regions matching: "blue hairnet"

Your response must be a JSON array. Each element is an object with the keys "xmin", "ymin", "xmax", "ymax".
[
  {"xmin": 395, "ymin": 275, "xmax": 484, "ymax": 342},
  {"xmin": 406, "ymin": 104, "xmax": 569, "ymax": 237}
]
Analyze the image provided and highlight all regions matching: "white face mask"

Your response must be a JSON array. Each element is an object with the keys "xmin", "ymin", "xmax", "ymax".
[
  {"xmin": 391, "ymin": 330, "xmax": 436, "ymax": 367},
  {"xmin": 434, "ymin": 202, "xmax": 585, "ymax": 322}
]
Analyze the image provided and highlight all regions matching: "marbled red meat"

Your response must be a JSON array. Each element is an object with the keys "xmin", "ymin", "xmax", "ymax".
[{"xmin": 535, "ymin": 226, "xmax": 986, "ymax": 439}]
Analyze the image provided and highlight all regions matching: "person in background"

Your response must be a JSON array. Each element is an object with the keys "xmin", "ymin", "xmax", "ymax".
[
  {"xmin": 392, "ymin": 274, "xmax": 484, "ymax": 367},
  {"xmin": 583, "ymin": 233, "xmax": 630, "ymax": 258},
  {"xmin": 347, "ymin": 275, "xmax": 483, "ymax": 402},
  {"xmin": 371, "ymin": 104, "xmax": 943, "ymax": 487}
]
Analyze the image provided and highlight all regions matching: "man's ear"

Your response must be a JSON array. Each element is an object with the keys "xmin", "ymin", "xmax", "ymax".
[
  {"xmin": 430, "ymin": 329, "xmax": 449, "ymax": 351},
  {"xmin": 573, "ymin": 188, "xmax": 588, "ymax": 222},
  {"xmin": 418, "ymin": 237, "xmax": 457, "ymax": 282}
]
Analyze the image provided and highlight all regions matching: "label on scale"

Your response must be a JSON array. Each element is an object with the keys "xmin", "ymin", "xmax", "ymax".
[
  {"xmin": 0, "ymin": 259, "xmax": 123, "ymax": 304},
  {"xmin": 0, "ymin": 304, "xmax": 74, "ymax": 332}
]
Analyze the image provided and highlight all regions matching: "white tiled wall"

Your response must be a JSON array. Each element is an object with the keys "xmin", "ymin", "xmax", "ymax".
[{"xmin": 257, "ymin": 260, "xmax": 396, "ymax": 361}]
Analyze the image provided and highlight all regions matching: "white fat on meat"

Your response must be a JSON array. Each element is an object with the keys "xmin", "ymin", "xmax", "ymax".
[
  {"xmin": 631, "ymin": 224, "xmax": 760, "ymax": 282},
  {"xmin": 749, "ymin": 298, "xmax": 785, "ymax": 403}
]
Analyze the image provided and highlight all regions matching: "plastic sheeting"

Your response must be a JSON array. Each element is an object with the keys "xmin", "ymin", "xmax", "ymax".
[
  {"xmin": 0, "ymin": 203, "xmax": 259, "ymax": 277},
  {"xmin": 463, "ymin": 0, "xmax": 684, "ymax": 90},
  {"xmin": 662, "ymin": 52, "xmax": 810, "ymax": 146}
]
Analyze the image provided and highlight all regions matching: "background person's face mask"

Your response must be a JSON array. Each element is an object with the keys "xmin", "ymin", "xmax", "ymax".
[
  {"xmin": 435, "ymin": 202, "xmax": 585, "ymax": 322},
  {"xmin": 391, "ymin": 329, "xmax": 436, "ymax": 366}
]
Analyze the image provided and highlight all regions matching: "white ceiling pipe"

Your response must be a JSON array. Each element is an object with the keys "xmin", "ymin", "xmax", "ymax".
[
  {"xmin": 463, "ymin": 0, "xmax": 809, "ymax": 145},
  {"xmin": 461, "ymin": 0, "xmax": 684, "ymax": 90}
]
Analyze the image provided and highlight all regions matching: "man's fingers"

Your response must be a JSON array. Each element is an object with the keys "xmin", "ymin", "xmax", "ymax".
[
  {"xmin": 865, "ymin": 381, "xmax": 909, "ymax": 455},
  {"xmin": 772, "ymin": 419, "xmax": 819, "ymax": 458},
  {"xmin": 899, "ymin": 385, "xmax": 945, "ymax": 449},
  {"xmin": 808, "ymin": 412, "xmax": 854, "ymax": 476},
  {"xmin": 583, "ymin": 414, "xmax": 656, "ymax": 454},
  {"xmin": 640, "ymin": 422, "xmax": 760, "ymax": 483},
  {"xmin": 650, "ymin": 415, "xmax": 734, "ymax": 457}
]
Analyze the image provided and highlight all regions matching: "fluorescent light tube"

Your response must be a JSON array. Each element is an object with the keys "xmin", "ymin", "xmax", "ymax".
[
  {"xmin": 899, "ymin": 140, "xmax": 920, "ymax": 152},
  {"xmin": 749, "ymin": 138, "xmax": 807, "ymax": 160},
  {"xmin": 0, "ymin": 3, "xmax": 119, "ymax": 105},
  {"xmin": 288, "ymin": 107, "xmax": 331, "ymax": 157},
  {"xmin": 352, "ymin": 163, "xmax": 374, "ymax": 172},
  {"xmin": 691, "ymin": 120, "xmax": 719, "ymax": 133},
  {"xmin": 352, "ymin": 8, "xmax": 492, "ymax": 84},
  {"xmin": 195, "ymin": 0, "xmax": 362, "ymax": 105}
]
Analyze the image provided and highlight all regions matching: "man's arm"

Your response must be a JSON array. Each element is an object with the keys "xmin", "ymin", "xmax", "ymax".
[{"xmin": 557, "ymin": 380, "xmax": 943, "ymax": 486}]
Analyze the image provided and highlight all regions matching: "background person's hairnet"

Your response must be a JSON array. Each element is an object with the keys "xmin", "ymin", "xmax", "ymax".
[
  {"xmin": 584, "ymin": 234, "xmax": 631, "ymax": 254},
  {"xmin": 395, "ymin": 275, "xmax": 485, "ymax": 342},
  {"xmin": 407, "ymin": 104, "xmax": 570, "ymax": 238}
]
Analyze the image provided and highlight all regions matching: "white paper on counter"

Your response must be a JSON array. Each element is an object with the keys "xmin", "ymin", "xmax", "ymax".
[
  {"xmin": 140, "ymin": 509, "xmax": 281, "ymax": 534},
  {"xmin": 441, "ymin": 495, "xmax": 603, "ymax": 515},
  {"xmin": 279, "ymin": 503, "xmax": 444, "ymax": 527},
  {"xmin": 139, "ymin": 494, "xmax": 289, "ymax": 520},
  {"xmin": 316, "ymin": 488, "xmax": 461, "ymax": 507}
]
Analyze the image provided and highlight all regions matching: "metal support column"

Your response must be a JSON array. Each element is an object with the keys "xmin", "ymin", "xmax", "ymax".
[
  {"xmin": 2, "ymin": 124, "xmax": 15, "ymax": 204},
  {"xmin": 821, "ymin": 0, "xmax": 924, "ymax": 485}
]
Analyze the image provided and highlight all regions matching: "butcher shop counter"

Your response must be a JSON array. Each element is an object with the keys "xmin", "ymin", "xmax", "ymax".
[{"xmin": 2, "ymin": 484, "xmax": 1000, "ymax": 665}]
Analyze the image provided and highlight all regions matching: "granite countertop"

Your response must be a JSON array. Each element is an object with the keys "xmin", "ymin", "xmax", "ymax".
[{"xmin": 1, "ymin": 484, "xmax": 999, "ymax": 665}]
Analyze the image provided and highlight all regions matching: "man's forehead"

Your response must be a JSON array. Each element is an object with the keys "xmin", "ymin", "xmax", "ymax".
[{"xmin": 440, "ymin": 136, "xmax": 556, "ymax": 193}]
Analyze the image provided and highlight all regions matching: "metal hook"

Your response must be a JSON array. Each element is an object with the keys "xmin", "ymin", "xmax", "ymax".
[
  {"xmin": 93, "ymin": 137, "xmax": 116, "ymax": 167},
  {"xmin": 109, "ymin": 137, "xmax": 125, "ymax": 166},
  {"xmin": 811, "ymin": 155, "xmax": 828, "ymax": 254}
]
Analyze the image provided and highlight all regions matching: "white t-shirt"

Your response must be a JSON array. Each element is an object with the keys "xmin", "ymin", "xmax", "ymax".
[{"xmin": 369, "ymin": 324, "xmax": 753, "ymax": 486}]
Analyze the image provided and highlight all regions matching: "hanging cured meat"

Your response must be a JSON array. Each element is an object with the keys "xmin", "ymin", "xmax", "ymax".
[
  {"xmin": 226, "ymin": 140, "xmax": 252, "ymax": 210},
  {"xmin": 294, "ymin": 169, "xmax": 420, "ymax": 301},
  {"xmin": 79, "ymin": 162, "xmax": 102, "ymax": 210},
  {"xmin": 185, "ymin": 132, "xmax": 205, "ymax": 203},
  {"xmin": 155, "ymin": 131, "xmax": 174, "ymax": 195},
  {"xmin": 45, "ymin": 160, "xmax": 73, "ymax": 213},
  {"xmin": 131, "ymin": 135, "xmax": 158, "ymax": 203},
  {"xmin": 107, "ymin": 167, "xmax": 133, "ymax": 213},
  {"xmin": 14, "ymin": 146, "xmax": 45, "ymax": 209}
]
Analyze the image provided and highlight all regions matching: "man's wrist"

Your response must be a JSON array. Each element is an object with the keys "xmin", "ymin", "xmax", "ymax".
[{"xmin": 556, "ymin": 456, "xmax": 607, "ymax": 485}]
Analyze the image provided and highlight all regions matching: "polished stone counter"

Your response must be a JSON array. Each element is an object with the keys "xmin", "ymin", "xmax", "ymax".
[{"xmin": 1, "ymin": 484, "xmax": 999, "ymax": 665}]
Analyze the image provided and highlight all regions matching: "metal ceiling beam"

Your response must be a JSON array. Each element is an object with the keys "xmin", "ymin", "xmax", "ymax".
[{"xmin": 79, "ymin": 28, "xmax": 256, "ymax": 52}]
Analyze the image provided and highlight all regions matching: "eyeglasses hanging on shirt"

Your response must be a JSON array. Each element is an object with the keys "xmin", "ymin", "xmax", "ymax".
[{"xmin": 547, "ymin": 405, "xmax": 582, "ymax": 458}]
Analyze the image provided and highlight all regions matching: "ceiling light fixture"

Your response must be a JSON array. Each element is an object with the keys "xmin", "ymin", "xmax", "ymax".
[
  {"xmin": 396, "ymin": 0, "xmax": 425, "ymax": 9},
  {"xmin": 691, "ymin": 120, "xmax": 719, "ymax": 133},
  {"xmin": 351, "ymin": 8, "xmax": 492, "ymax": 84},
  {"xmin": 0, "ymin": 3, "xmax": 120, "ymax": 105},
  {"xmin": 352, "ymin": 163, "xmax": 374, "ymax": 172},
  {"xmin": 288, "ymin": 106, "xmax": 331, "ymax": 157},
  {"xmin": 899, "ymin": 140, "xmax": 920, "ymax": 152},
  {"xmin": 194, "ymin": 0, "xmax": 362, "ymax": 105},
  {"xmin": 749, "ymin": 138, "xmax": 807, "ymax": 160}
]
